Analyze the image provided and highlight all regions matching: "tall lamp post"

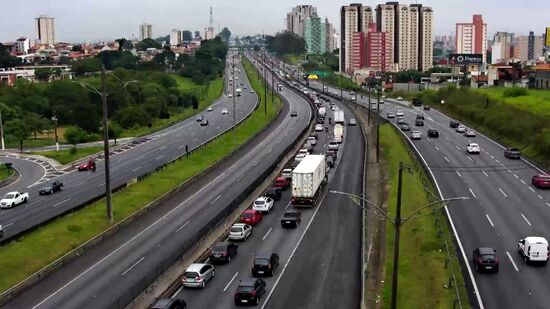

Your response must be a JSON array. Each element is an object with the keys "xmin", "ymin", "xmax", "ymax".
[
  {"xmin": 51, "ymin": 112, "xmax": 59, "ymax": 151},
  {"xmin": 330, "ymin": 169, "xmax": 468, "ymax": 309},
  {"xmin": 75, "ymin": 66, "xmax": 138, "ymax": 223}
]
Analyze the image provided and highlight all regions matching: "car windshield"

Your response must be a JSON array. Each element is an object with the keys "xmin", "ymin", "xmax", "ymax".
[
  {"xmin": 242, "ymin": 212, "xmax": 254, "ymax": 218},
  {"xmin": 481, "ymin": 254, "xmax": 495, "ymax": 260},
  {"xmin": 255, "ymin": 258, "xmax": 270, "ymax": 266},
  {"xmin": 4, "ymin": 194, "xmax": 15, "ymax": 199},
  {"xmin": 213, "ymin": 244, "xmax": 227, "ymax": 251},
  {"xmin": 237, "ymin": 285, "xmax": 254, "ymax": 293},
  {"xmin": 284, "ymin": 212, "xmax": 297, "ymax": 217}
]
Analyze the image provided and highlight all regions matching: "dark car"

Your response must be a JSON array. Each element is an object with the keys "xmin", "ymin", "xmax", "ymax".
[
  {"xmin": 423, "ymin": 105, "xmax": 430, "ymax": 110},
  {"xmin": 326, "ymin": 150, "xmax": 338, "ymax": 161},
  {"xmin": 325, "ymin": 155, "xmax": 334, "ymax": 168},
  {"xmin": 252, "ymin": 253, "xmax": 280, "ymax": 277},
  {"xmin": 415, "ymin": 120, "xmax": 424, "ymax": 126},
  {"xmin": 400, "ymin": 124, "xmax": 411, "ymax": 131},
  {"xmin": 532, "ymin": 174, "xmax": 550, "ymax": 189},
  {"xmin": 317, "ymin": 117, "xmax": 325, "ymax": 124},
  {"xmin": 416, "ymin": 114, "xmax": 425, "ymax": 120},
  {"xmin": 234, "ymin": 279, "xmax": 267, "ymax": 306},
  {"xmin": 449, "ymin": 121, "xmax": 460, "ymax": 128},
  {"xmin": 473, "ymin": 247, "xmax": 499, "ymax": 273},
  {"xmin": 39, "ymin": 181, "xmax": 63, "ymax": 195},
  {"xmin": 504, "ymin": 147, "xmax": 521, "ymax": 159},
  {"xmin": 265, "ymin": 187, "xmax": 282, "ymax": 201},
  {"xmin": 290, "ymin": 111, "xmax": 298, "ymax": 117},
  {"xmin": 209, "ymin": 242, "xmax": 238, "ymax": 264},
  {"xmin": 200, "ymin": 119, "xmax": 209, "ymax": 126},
  {"xmin": 281, "ymin": 210, "xmax": 301, "ymax": 228},
  {"xmin": 196, "ymin": 115, "xmax": 204, "ymax": 122},
  {"xmin": 427, "ymin": 129, "xmax": 439, "ymax": 138},
  {"xmin": 290, "ymin": 160, "xmax": 300, "ymax": 169},
  {"xmin": 151, "ymin": 298, "xmax": 187, "ymax": 309}
]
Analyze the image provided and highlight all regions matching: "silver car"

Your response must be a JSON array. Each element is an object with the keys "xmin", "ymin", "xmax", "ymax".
[
  {"xmin": 229, "ymin": 223, "xmax": 252, "ymax": 241},
  {"xmin": 328, "ymin": 141, "xmax": 339, "ymax": 151},
  {"xmin": 349, "ymin": 118, "xmax": 357, "ymax": 126},
  {"xmin": 182, "ymin": 263, "xmax": 215, "ymax": 288}
]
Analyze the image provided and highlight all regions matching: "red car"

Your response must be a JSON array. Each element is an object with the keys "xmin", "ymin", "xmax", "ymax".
[
  {"xmin": 532, "ymin": 174, "xmax": 550, "ymax": 189},
  {"xmin": 240, "ymin": 210, "xmax": 262, "ymax": 226},
  {"xmin": 78, "ymin": 159, "xmax": 96, "ymax": 171},
  {"xmin": 274, "ymin": 177, "xmax": 290, "ymax": 190}
]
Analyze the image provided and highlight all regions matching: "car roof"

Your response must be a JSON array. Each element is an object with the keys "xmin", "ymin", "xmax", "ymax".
[
  {"xmin": 477, "ymin": 247, "xmax": 496, "ymax": 254},
  {"xmin": 254, "ymin": 253, "xmax": 273, "ymax": 259},
  {"xmin": 151, "ymin": 299, "xmax": 176, "ymax": 308},
  {"xmin": 525, "ymin": 236, "xmax": 548, "ymax": 244},
  {"xmin": 186, "ymin": 263, "xmax": 210, "ymax": 272},
  {"xmin": 238, "ymin": 279, "xmax": 257, "ymax": 286},
  {"xmin": 412, "ymin": 131, "xmax": 421, "ymax": 134}
]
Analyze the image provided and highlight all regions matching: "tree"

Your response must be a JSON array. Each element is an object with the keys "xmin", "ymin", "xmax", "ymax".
[
  {"xmin": 108, "ymin": 121, "xmax": 123, "ymax": 145},
  {"xmin": 218, "ymin": 27, "xmax": 231, "ymax": 43},
  {"xmin": 5, "ymin": 119, "xmax": 30, "ymax": 152},
  {"xmin": 0, "ymin": 43, "xmax": 22, "ymax": 68},
  {"xmin": 182, "ymin": 30, "xmax": 193, "ymax": 42},
  {"xmin": 154, "ymin": 35, "xmax": 170, "ymax": 44},
  {"xmin": 64, "ymin": 126, "xmax": 88, "ymax": 147},
  {"xmin": 71, "ymin": 58, "xmax": 101, "ymax": 76},
  {"xmin": 265, "ymin": 31, "xmax": 305, "ymax": 55},
  {"xmin": 136, "ymin": 38, "xmax": 162, "ymax": 51},
  {"xmin": 115, "ymin": 38, "xmax": 128, "ymax": 51},
  {"xmin": 26, "ymin": 113, "xmax": 50, "ymax": 139},
  {"xmin": 35, "ymin": 68, "xmax": 53, "ymax": 82}
]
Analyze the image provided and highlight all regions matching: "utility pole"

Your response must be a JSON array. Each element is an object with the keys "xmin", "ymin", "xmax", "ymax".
[
  {"xmin": 390, "ymin": 162, "xmax": 404, "ymax": 309},
  {"xmin": 101, "ymin": 65, "xmax": 113, "ymax": 223},
  {"xmin": 376, "ymin": 86, "xmax": 381, "ymax": 163},
  {"xmin": 340, "ymin": 73, "xmax": 343, "ymax": 101},
  {"xmin": 232, "ymin": 53, "xmax": 236, "ymax": 143},
  {"xmin": 51, "ymin": 111, "xmax": 59, "ymax": 151},
  {"xmin": 271, "ymin": 59, "xmax": 274, "ymax": 104},
  {"xmin": 0, "ymin": 111, "xmax": 4, "ymax": 150},
  {"xmin": 367, "ymin": 80, "xmax": 371, "ymax": 125},
  {"xmin": 263, "ymin": 50, "xmax": 267, "ymax": 116}
]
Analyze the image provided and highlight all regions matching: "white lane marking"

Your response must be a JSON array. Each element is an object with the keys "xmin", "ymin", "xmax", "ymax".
[
  {"xmin": 485, "ymin": 214, "xmax": 495, "ymax": 227},
  {"xmin": 3, "ymin": 222, "xmax": 13, "ymax": 228},
  {"xmin": 178, "ymin": 145, "xmax": 184, "ymax": 150},
  {"xmin": 481, "ymin": 170, "xmax": 488, "ymax": 177},
  {"xmin": 498, "ymin": 188, "xmax": 508, "ymax": 198},
  {"xmin": 171, "ymin": 285, "xmax": 184, "ymax": 298},
  {"xmin": 520, "ymin": 179, "xmax": 526, "ymax": 185},
  {"xmin": 156, "ymin": 155, "xmax": 165, "ymax": 160},
  {"xmin": 469, "ymin": 188, "xmax": 477, "ymax": 198},
  {"xmin": 538, "ymin": 195, "xmax": 544, "ymax": 200},
  {"xmin": 444, "ymin": 156, "xmax": 450, "ymax": 163},
  {"xmin": 52, "ymin": 198, "xmax": 71, "ymax": 207},
  {"xmin": 529, "ymin": 187, "xmax": 536, "ymax": 193},
  {"xmin": 236, "ymin": 174, "xmax": 244, "ymax": 182},
  {"xmin": 26, "ymin": 200, "xmax": 43, "ymax": 207},
  {"xmin": 159, "ymin": 146, "xmax": 167, "ymax": 150},
  {"xmin": 444, "ymin": 137, "xmax": 450, "ymax": 142},
  {"xmin": 513, "ymin": 174, "xmax": 519, "ymax": 179},
  {"xmin": 262, "ymin": 227, "xmax": 273, "ymax": 240},
  {"xmin": 253, "ymin": 161, "xmax": 259, "ymax": 167},
  {"xmin": 132, "ymin": 167, "xmax": 141, "ymax": 172},
  {"xmin": 223, "ymin": 272, "xmax": 239, "ymax": 292},
  {"xmin": 467, "ymin": 156, "xmax": 474, "ymax": 162},
  {"xmin": 495, "ymin": 159, "xmax": 500, "ymax": 164},
  {"xmin": 121, "ymin": 256, "xmax": 145, "ymax": 276},
  {"xmin": 456, "ymin": 171, "xmax": 462, "ymax": 178},
  {"xmin": 284, "ymin": 201, "xmax": 291, "ymax": 210},
  {"xmin": 73, "ymin": 182, "xmax": 85, "ymax": 187},
  {"xmin": 175, "ymin": 220, "xmax": 190, "ymax": 232},
  {"xmin": 455, "ymin": 145, "xmax": 461, "ymax": 150},
  {"xmin": 506, "ymin": 251, "xmax": 519, "ymax": 272},
  {"xmin": 98, "ymin": 183, "xmax": 105, "ymax": 187},
  {"xmin": 210, "ymin": 194, "xmax": 222, "ymax": 205},
  {"xmin": 546, "ymin": 202, "xmax": 550, "ymax": 208},
  {"xmin": 434, "ymin": 145, "xmax": 440, "ymax": 151},
  {"xmin": 490, "ymin": 155, "xmax": 495, "ymax": 159},
  {"xmin": 521, "ymin": 213, "xmax": 532, "ymax": 226}
]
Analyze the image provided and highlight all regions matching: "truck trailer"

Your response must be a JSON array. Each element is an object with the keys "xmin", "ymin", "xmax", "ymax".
[{"xmin": 291, "ymin": 155, "xmax": 326, "ymax": 207}]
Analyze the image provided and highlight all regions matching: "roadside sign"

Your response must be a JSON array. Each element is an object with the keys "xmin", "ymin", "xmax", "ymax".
[{"xmin": 449, "ymin": 54, "xmax": 483, "ymax": 65}]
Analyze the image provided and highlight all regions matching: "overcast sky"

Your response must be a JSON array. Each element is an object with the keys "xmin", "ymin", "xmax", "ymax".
[{"xmin": 2, "ymin": 0, "xmax": 549, "ymax": 43}]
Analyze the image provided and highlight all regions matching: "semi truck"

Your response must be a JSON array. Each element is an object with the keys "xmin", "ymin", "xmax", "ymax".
[
  {"xmin": 291, "ymin": 155, "xmax": 326, "ymax": 207},
  {"xmin": 334, "ymin": 110, "xmax": 345, "ymax": 124},
  {"xmin": 334, "ymin": 124, "xmax": 344, "ymax": 143}
]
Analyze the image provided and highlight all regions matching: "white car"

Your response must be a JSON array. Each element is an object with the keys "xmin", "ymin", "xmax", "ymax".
[
  {"xmin": 207, "ymin": 106, "xmax": 213, "ymax": 111},
  {"xmin": 228, "ymin": 94, "xmax": 233, "ymax": 98},
  {"xmin": 281, "ymin": 168, "xmax": 293, "ymax": 179},
  {"xmin": 315, "ymin": 124, "xmax": 324, "ymax": 131},
  {"xmin": 387, "ymin": 112, "xmax": 395, "ymax": 118},
  {"xmin": 0, "ymin": 191, "xmax": 29, "ymax": 209},
  {"xmin": 228, "ymin": 223, "xmax": 252, "ymax": 241},
  {"xmin": 331, "ymin": 105, "xmax": 338, "ymax": 111},
  {"xmin": 456, "ymin": 125, "xmax": 467, "ymax": 133},
  {"xmin": 411, "ymin": 131, "xmax": 422, "ymax": 140},
  {"xmin": 299, "ymin": 148, "xmax": 309, "ymax": 156},
  {"xmin": 397, "ymin": 96, "xmax": 403, "ymax": 100},
  {"xmin": 307, "ymin": 136, "xmax": 317, "ymax": 145},
  {"xmin": 518, "ymin": 236, "xmax": 549, "ymax": 264},
  {"xmin": 252, "ymin": 197, "xmax": 274, "ymax": 213},
  {"xmin": 221, "ymin": 109, "xmax": 228, "ymax": 114},
  {"xmin": 328, "ymin": 141, "xmax": 339, "ymax": 151},
  {"xmin": 396, "ymin": 110, "xmax": 404, "ymax": 117},
  {"xmin": 295, "ymin": 153, "xmax": 307, "ymax": 161},
  {"xmin": 349, "ymin": 118, "xmax": 357, "ymax": 126},
  {"xmin": 465, "ymin": 130, "xmax": 476, "ymax": 137},
  {"xmin": 0, "ymin": 224, "xmax": 3, "ymax": 238},
  {"xmin": 467, "ymin": 143, "xmax": 481, "ymax": 154}
]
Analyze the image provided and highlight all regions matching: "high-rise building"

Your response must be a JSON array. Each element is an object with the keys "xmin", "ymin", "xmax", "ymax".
[
  {"xmin": 492, "ymin": 31, "xmax": 514, "ymax": 64},
  {"xmin": 35, "ymin": 15, "xmax": 55, "ymax": 46},
  {"xmin": 375, "ymin": 2, "xmax": 433, "ymax": 72},
  {"xmin": 517, "ymin": 31, "xmax": 544, "ymax": 62},
  {"xmin": 305, "ymin": 17, "xmax": 326, "ymax": 55},
  {"xmin": 456, "ymin": 14, "xmax": 487, "ymax": 63},
  {"xmin": 140, "ymin": 23, "xmax": 153, "ymax": 41},
  {"xmin": 14, "ymin": 37, "xmax": 30, "ymax": 55},
  {"xmin": 351, "ymin": 32, "xmax": 367, "ymax": 70},
  {"xmin": 325, "ymin": 18, "xmax": 336, "ymax": 53},
  {"xmin": 340, "ymin": 4, "xmax": 373, "ymax": 72},
  {"xmin": 286, "ymin": 5, "xmax": 318, "ymax": 38},
  {"xmin": 204, "ymin": 27, "xmax": 215, "ymax": 40},
  {"xmin": 366, "ymin": 22, "xmax": 392, "ymax": 72},
  {"xmin": 170, "ymin": 29, "xmax": 182, "ymax": 46}
]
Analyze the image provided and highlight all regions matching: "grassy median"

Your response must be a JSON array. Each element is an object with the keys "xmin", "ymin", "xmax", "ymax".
[
  {"xmin": 29, "ymin": 146, "xmax": 104, "ymax": 165},
  {"xmin": 0, "ymin": 60, "xmax": 281, "ymax": 293},
  {"xmin": 379, "ymin": 123, "xmax": 470, "ymax": 309}
]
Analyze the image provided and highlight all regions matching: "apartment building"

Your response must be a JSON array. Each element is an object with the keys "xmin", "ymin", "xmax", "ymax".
[{"xmin": 456, "ymin": 15, "xmax": 487, "ymax": 63}]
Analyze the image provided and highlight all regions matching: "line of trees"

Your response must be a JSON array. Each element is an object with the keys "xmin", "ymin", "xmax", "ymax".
[{"xmin": 266, "ymin": 32, "xmax": 305, "ymax": 55}]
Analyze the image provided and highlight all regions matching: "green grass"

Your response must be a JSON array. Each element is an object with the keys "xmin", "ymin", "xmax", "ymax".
[
  {"xmin": 0, "ymin": 165, "xmax": 13, "ymax": 181},
  {"xmin": 0, "ymin": 59, "xmax": 281, "ymax": 294},
  {"xmin": 380, "ymin": 124, "xmax": 470, "ymax": 309},
  {"xmin": 29, "ymin": 147, "xmax": 104, "ymax": 165},
  {"xmin": 477, "ymin": 87, "xmax": 550, "ymax": 117},
  {"xmin": 282, "ymin": 54, "xmax": 305, "ymax": 66}
]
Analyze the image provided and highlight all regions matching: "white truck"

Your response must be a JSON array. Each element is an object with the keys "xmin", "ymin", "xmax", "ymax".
[
  {"xmin": 334, "ymin": 124, "xmax": 344, "ymax": 143},
  {"xmin": 236, "ymin": 88, "xmax": 242, "ymax": 96},
  {"xmin": 291, "ymin": 155, "xmax": 326, "ymax": 207},
  {"xmin": 349, "ymin": 91, "xmax": 357, "ymax": 102},
  {"xmin": 318, "ymin": 107, "xmax": 326, "ymax": 118},
  {"xmin": 0, "ymin": 191, "xmax": 29, "ymax": 209},
  {"xmin": 334, "ymin": 110, "xmax": 345, "ymax": 124}
]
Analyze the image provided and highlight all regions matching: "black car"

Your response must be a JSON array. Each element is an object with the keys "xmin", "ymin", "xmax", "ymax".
[
  {"xmin": 473, "ymin": 247, "xmax": 499, "ymax": 273},
  {"xmin": 290, "ymin": 160, "xmax": 300, "ymax": 169},
  {"xmin": 449, "ymin": 121, "xmax": 460, "ymax": 128},
  {"xmin": 427, "ymin": 129, "xmax": 439, "ymax": 138},
  {"xmin": 317, "ymin": 117, "xmax": 325, "ymax": 124},
  {"xmin": 209, "ymin": 242, "xmax": 238, "ymax": 264},
  {"xmin": 326, "ymin": 155, "xmax": 334, "ymax": 168},
  {"xmin": 281, "ymin": 210, "xmax": 301, "ymax": 228},
  {"xmin": 200, "ymin": 119, "xmax": 209, "ymax": 126},
  {"xmin": 326, "ymin": 150, "xmax": 338, "ymax": 161},
  {"xmin": 400, "ymin": 124, "xmax": 411, "ymax": 131},
  {"xmin": 290, "ymin": 111, "xmax": 298, "ymax": 117},
  {"xmin": 504, "ymin": 147, "xmax": 521, "ymax": 159},
  {"xmin": 415, "ymin": 120, "xmax": 424, "ymax": 126},
  {"xmin": 196, "ymin": 115, "xmax": 204, "ymax": 122},
  {"xmin": 234, "ymin": 279, "xmax": 267, "ymax": 306},
  {"xmin": 252, "ymin": 253, "xmax": 280, "ymax": 277},
  {"xmin": 151, "ymin": 298, "xmax": 187, "ymax": 309},
  {"xmin": 416, "ymin": 114, "xmax": 425, "ymax": 120},
  {"xmin": 39, "ymin": 181, "xmax": 63, "ymax": 195},
  {"xmin": 265, "ymin": 187, "xmax": 282, "ymax": 201}
]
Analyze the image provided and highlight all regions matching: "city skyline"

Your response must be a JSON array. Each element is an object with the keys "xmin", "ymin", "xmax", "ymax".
[{"xmin": 1, "ymin": 0, "xmax": 549, "ymax": 43}]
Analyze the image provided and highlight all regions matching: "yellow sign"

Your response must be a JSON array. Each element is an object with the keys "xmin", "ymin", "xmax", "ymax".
[
  {"xmin": 308, "ymin": 74, "xmax": 319, "ymax": 80},
  {"xmin": 546, "ymin": 27, "xmax": 550, "ymax": 47}
]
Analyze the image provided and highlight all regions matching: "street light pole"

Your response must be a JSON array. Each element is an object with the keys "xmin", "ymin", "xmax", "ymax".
[
  {"xmin": 390, "ymin": 162, "xmax": 404, "ymax": 309},
  {"xmin": 51, "ymin": 111, "xmax": 59, "ymax": 151},
  {"xmin": 0, "ymin": 111, "xmax": 4, "ymax": 150},
  {"xmin": 100, "ymin": 65, "xmax": 113, "ymax": 223},
  {"xmin": 376, "ymin": 86, "xmax": 381, "ymax": 163},
  {"xmin": 263, "ymin": 51, "xmax": 267, "ymax": 116}
]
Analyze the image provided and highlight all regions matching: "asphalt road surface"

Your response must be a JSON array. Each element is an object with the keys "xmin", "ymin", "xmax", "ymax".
[
  {"xmin": 0, "ymin": 57, "xmax": 258, "ymax": 240},
  {"xmin": 4, "ymin": 53, "xmax": 313, "ymax": 309}
]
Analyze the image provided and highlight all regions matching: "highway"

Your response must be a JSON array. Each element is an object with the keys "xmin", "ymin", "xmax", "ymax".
[
  {"xmin": 0, "ymin": 156, "xmax": 47, "ymax": 193},
  {"xmin": 4, "ymin": 53, "xmax": 314, "ymax": 308},
  {"xmin": 0, "ymin": 57, "xmax": 258, "ymax": 241},
  {"xmin": 279, "ymin": 57, "xmax": 550, "ymax": 308},
  {"xmin": 170, "ymin": 53, "xmax": 364, "ymax": 308}
]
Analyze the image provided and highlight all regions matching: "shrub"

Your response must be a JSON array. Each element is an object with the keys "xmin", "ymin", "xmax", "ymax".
[{"xmin": 503, "ymin": 87, "xmax": 528, "ymax": 98}]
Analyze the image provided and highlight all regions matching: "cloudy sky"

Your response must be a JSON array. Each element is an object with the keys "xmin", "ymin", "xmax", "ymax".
[{"xmin": 1, "ymin": 0, "xmax": 549, "ymax": 43}]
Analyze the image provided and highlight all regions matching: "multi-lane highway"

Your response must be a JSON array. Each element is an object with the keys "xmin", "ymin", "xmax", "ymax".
[
  {"xmin": 0, "ymin": 59, "xmax": 257, "ymax": 240},
  {"xmin": 4, "ymin": 54, "xmax": 316, "ymax": 308}
]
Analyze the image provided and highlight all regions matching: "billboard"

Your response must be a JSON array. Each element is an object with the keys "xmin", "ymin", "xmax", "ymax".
[
  {"xmin": 546, "ymin": 27, "xmax": 550, "ymax": 47},
  {"xmin": 449, "ymin": 54, "xmax": 483, "ymax": 65}
]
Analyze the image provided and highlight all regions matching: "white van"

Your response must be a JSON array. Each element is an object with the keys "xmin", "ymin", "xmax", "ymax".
[{"xmin": 518, "ymin": 236, "xmax": 549, "ymax": 264}]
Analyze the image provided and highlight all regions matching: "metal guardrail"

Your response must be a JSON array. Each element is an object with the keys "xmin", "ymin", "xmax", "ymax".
[{"xmin": 0, "ymin": 62, "xmax": 260, "ymax": 305}]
